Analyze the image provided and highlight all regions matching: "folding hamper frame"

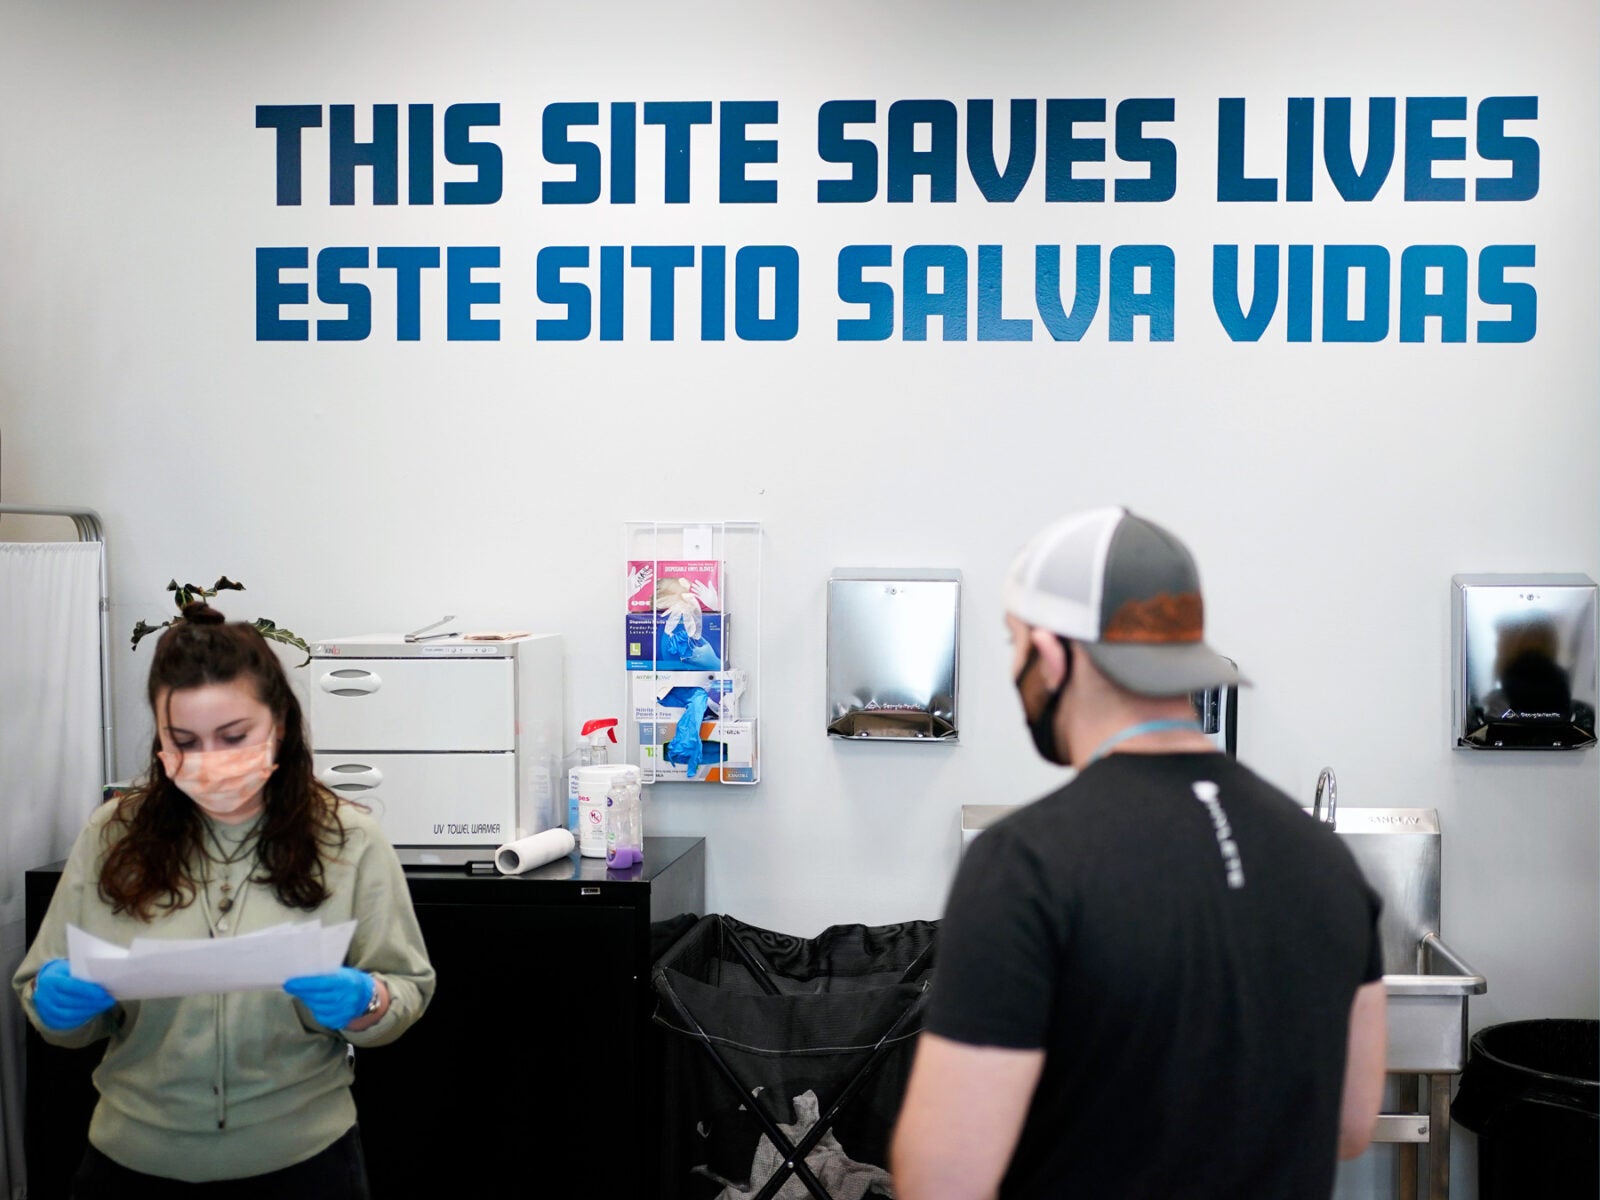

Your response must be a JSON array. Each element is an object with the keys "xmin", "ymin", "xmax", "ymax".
[{"xmin": 652, "ymin": 915, "xmax": 937, "ymax": 1200}]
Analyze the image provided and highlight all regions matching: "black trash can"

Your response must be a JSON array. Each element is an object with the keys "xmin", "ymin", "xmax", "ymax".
[{"xmin": 1451, "ymin": 1019, "xmax": 1598, "ymax": 1198}]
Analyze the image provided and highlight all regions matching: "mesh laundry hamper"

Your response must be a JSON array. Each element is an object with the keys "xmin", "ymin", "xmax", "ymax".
[{"xmin": 652, "ymin": 914, "xmax": 937, "ymax": 1200}]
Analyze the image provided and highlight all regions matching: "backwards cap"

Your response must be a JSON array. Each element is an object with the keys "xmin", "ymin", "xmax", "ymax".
[{"xmin": 1003, "ymin": 506, "xmax": 1244, "ymax": 696}]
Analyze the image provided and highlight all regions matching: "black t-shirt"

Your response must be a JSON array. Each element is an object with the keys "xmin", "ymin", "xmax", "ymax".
[{"xmin": 926, "ymin": 753, "xmax": 1383, "ymax": 1200}]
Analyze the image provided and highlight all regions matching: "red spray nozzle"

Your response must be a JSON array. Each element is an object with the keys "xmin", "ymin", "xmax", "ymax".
[{"xmin": 580, "ymin": 718, "xmax": 619, "ymax": 743}]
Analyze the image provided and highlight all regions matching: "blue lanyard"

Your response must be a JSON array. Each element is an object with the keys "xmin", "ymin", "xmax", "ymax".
[{"xmin": 1085, "ymin": 719, "xmax": 1204, "ymax": 766}]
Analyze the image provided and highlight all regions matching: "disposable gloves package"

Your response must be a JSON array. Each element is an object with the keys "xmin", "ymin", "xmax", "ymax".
[
  {"xmin": 660, "ymin": 602, "xmax": 723, "ymax": 670},
  {"xmin": 626, "ymin": 612, "xmax": 726, "ymax": 670}
]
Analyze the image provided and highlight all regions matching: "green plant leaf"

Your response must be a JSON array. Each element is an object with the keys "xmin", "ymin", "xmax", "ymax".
[
  {"xmin": 139, "ymin": 579, "xmax": 308, "ymax": 666},
  {"xmin": 169, "ymin": 580, "xmax": 212, "ymax": 611},
  {"xmin": 131, "ymin": 617, "xmax": 175, "ymax": 651},
  {"xmin": 253, "ymin": 619, "xmax": 311, "ymax": 667}
]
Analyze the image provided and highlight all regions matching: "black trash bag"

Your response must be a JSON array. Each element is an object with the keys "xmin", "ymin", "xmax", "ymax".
[
  {"xmin": 1452, "ymin": 1019, "xmax": 1598, "ymax": 1198},
  {"xmin": 653, "ymin": 915, "xmax": 937, "ymax": 1200}
]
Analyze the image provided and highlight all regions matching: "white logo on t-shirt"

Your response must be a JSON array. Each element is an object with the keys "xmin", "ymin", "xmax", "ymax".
[{"xmin": 1192, "ymin": 781, "xmax": 1245, "ymax": 889}]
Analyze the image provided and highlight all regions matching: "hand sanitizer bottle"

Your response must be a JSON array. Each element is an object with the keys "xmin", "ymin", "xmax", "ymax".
[{"xmin": 605, "ymin": 776, "xmax": 644, "ymax": 870}]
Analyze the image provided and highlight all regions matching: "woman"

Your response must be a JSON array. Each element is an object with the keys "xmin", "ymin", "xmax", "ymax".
[{"xmin": 13, "ymin": 604, "xmax": 435, "ymax": 1197}]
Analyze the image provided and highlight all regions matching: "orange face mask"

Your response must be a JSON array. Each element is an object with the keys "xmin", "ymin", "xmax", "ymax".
[{"xmin": 158, "ymin": 733, "xmax": 277, "ymax": 818}]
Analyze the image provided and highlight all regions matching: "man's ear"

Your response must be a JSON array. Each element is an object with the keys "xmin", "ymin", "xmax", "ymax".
[{"xmin": 1029, "ymin": 628, "xmax": 1070, "ymax": 690}]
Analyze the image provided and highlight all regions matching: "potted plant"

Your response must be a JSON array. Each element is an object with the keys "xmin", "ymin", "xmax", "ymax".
[{"xmin": 131, "ymin": 576, "xmax": 309, "ymax": 664}]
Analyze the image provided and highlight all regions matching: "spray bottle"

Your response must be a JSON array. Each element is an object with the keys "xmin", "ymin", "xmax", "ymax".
[{"xmin": 568, "ymin": 718, "xmax": 618, "ymax": 833}]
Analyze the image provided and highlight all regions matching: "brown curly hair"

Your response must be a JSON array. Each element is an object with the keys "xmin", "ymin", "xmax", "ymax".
[{"xmin": 100, "ymin": 603, "xmax": 347, "ymax": 919}]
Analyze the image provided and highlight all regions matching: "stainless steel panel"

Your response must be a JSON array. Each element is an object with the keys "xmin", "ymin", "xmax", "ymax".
[
  {"xmin": 1385, "ymin": 938, "xmax": 1484, "ymax": 1076},
  {"xmin": 1327, "ymin": 808, "xmax": 1441, "ymax": 975},
  {"xmin": 1383, "ymin": 934, "xmax": 1487, "ymax": 998},
  {"xmin": 1386, "ymin": 994, "xmax": 1469, "ymax": 1073},
  {"xmin": 1371, "ymin": 1113, "xmax": 1431, "ymax": 1144},
  {"xmin": 827, "ymin": 569, "xmax": 960, "ymax": 741},
  {"xmin": 1452, "ymin": 573, "xmax": 1598, "ymax": 749},
  {"xmin": 1388, "ymin": 936, "xmax": 1484, "ymax": 1071},
  {"xmin": 1327, "ymin": 806, "xmax": 1486, "ymax": 1079}
]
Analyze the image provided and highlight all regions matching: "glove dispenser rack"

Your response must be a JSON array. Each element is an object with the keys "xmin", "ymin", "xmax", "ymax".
[{"xmin": 622, "ymin": 521, "xmax": 762, "ymax": 785}]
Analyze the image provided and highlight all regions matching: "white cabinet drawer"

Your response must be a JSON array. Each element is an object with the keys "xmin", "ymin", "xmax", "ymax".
[
  {"xmin": 314, "ymin": 752, "xmax": 516, "ymax": 846},
  {"xmin": 309, "ymin": 658, "xmax": 514, "ymax": 751}
]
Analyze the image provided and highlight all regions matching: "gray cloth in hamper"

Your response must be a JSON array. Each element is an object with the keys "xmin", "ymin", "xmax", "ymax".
[{"xmin": 695, "ymin": 1089, "xmax": 894, "ymax": 1200}]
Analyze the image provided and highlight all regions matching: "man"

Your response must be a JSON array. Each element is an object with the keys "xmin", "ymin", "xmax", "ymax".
[{"xmin": 891, "ymin": 507, "xmax": 1386, "ymax": 1200}]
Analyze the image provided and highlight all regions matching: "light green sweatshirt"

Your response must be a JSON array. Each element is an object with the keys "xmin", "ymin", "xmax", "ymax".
[{"xmin": 13, "ymin": 799, "xmax": 436, "ymax": 1182}]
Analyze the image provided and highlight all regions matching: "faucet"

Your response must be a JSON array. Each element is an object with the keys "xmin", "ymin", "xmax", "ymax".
[{"xmin": 1312, "ymin": 767, "xmax": 1338, "ymax": 827}]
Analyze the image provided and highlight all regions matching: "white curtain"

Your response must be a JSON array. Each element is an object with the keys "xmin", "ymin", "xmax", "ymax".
[{"xmin": 0, "ymin": 542, "xmax": 105, "ymax": 1200}]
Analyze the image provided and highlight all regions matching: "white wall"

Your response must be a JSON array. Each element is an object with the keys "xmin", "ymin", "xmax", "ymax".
[{"xmin": 2, "ymin": 3, "xmax": 1595, "ymax": 1183}]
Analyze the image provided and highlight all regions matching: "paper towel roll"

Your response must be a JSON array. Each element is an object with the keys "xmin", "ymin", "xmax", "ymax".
[{"xmin": 494, "ymin": 828, "xmax": 576, "ymax": 875}]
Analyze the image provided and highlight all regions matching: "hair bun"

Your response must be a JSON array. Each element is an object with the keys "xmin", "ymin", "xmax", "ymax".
[{"xmin": 181, "ymin": 601, "xmax": 227, "ymax": 626}]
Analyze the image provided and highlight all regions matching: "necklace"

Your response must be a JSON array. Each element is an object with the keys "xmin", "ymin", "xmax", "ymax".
[{"xmin": 202, "ymin": 822, "xmax": 259, "ymax": 932}]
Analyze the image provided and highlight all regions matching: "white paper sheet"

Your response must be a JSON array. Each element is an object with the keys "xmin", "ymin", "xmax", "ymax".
[{"xmin": 66, "ymin": 920, "xmax": 357, "ymax": 1000}]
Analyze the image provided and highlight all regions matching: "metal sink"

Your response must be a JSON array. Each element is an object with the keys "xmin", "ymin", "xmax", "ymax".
[
  {"xmin": 1368, "ymin": 930, "xmax": 1488, "ymax": 1199},
  {"xmin": 1322, "ymin": 803, "xmax": 1485, "ymax": 1200},
  {"xmin": 1384, "ymin": 932, "xmax": 1487, "ymax": 1073},
  {"xmin": 1322, "ymin": 806, "xmax": 1488, "ymax": 1072}
]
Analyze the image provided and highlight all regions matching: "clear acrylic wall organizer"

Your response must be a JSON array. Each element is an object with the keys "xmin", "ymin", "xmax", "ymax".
[{"xmin": 622, "ymin": 521, "xmax": 762, "ymax": 785}]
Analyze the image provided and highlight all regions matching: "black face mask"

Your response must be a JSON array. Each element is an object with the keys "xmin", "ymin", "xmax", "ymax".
[{"xmin": 1016, "ymin": 637, "xmax": 1073, "ymax": 766}]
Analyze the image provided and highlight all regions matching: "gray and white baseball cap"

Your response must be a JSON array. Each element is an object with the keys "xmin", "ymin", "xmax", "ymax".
[{"xmin": 1003, "ymin": 506, "xmax": 1245, "ymax": 696}]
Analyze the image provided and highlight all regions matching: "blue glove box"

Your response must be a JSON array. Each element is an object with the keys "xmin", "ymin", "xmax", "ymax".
[{"xmin": 625, "ymin": 612, "xmax": 726, "ymax": 671}]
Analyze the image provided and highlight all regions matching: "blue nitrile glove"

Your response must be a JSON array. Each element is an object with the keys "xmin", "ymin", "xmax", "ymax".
[
  {"xmin": 33, "ymin": 958, "xmax": 116, "ymax": 1031},
  {"xmin": 660, "ymin": 685, "xmax": 714, "ymax": 713},
  {"xmin": 666, "ymin": 689, "xmax": 711, "ymax": 774},
  {"xmin": 284, "ymin": 968, "xmax": 376, "ymax": 1030},
  {"xmin": 660, "ymin": 622, "xmax": 694, "ymax": 663},
  {"xmin": 677, "ymin": 637, "xmax": 721, "ymax": 670}
]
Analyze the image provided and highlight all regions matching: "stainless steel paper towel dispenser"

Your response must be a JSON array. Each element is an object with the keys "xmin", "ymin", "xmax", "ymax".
[
  {"xmin": 827, "ymin": 569, "xmax": 960, "ymax": 741},
  {"xmin": 1452, "ymin": 574, "xmax": 1597, "ymax": 750}
]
